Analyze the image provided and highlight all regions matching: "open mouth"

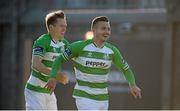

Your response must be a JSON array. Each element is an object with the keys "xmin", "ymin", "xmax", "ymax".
[
  {"xmin": 60, "ymin": 32, "xmax": 65, "ymax": 35},
  {"xmin": 103, "ymin": 35, "xmax": 109, "ymax": 38}
]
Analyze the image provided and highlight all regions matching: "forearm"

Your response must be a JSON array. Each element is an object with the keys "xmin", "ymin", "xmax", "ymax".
[
  {"xmin": 32, "ymin": 56, "xmax": 51, "ymax": 75},
  {"xmin": 123, "ymin": 68, "xmax": 136, "ymax": 87},
  {"xmin": 32, "ymin": 63, "xmax": 51, "ymax": 75},
  {"xmin": 50, "ymin": 55, "xmax": 65, "ymax": 78}
]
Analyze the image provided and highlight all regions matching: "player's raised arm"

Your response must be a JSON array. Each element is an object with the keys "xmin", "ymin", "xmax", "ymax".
[
  {"xmin": 51, "ymin": 41, "xmax": 83, "ymax": 78},
  {"xmin": 45, "ymin": 41, "xmax": 84, "ymax": 93},
  {"xmin": 112, "ymin": 46, "xmax": 142, "ymax": 99}
]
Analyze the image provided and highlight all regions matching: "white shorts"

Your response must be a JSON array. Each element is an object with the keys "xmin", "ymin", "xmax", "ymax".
[
  {"xmin": 75, "ymin": 97, "xmax": 109, "ymax": 110},
  {"xmin": 24, "ymin": 88, "xmax": 57, "ymax": 110}
]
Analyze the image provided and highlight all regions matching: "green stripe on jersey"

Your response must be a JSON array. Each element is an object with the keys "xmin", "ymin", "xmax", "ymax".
[
  {"xmin": 32, "ymin": 69, "xmax": 49, "ymax": 82},
  {"xmin": 79, "ymin": 51, "xmax": 113, "ymax": 60},
  {"xmin": 41, "ymin": 60, "xmax": 53, "ymax": 68},
  {"xmin": 33, "ymin": 53, "xmax": 44, "ymax": 58},
  {"xmin": 26, "ymin": 83, "xmax": 50, "ymax": 93},
  {"xmin": 73, "ymin": 89, "xmax": 108, "ymax": 101},
  {"xmin": 77, "ymin": 79, "xmax": 108, "ymax": 88},
  {"xmin": 74, "ymin": 62, "xmax": 109, "ymax": 75}
]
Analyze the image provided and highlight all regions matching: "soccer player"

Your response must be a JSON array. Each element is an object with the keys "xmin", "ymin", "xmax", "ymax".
[
  {"xmin": 24, "ymin": 10, "xmax": 69, "ymax": 110},
  {"xmin": 46, "ymin": 16, "xmax": 141, "ymax": 110}
]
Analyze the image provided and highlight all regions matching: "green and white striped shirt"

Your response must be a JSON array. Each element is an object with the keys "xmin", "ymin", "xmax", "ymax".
[
  {"xmin": 51, "ymin": 39, "xmax": 136, "ymax": 101},
  {"xmin": 26, "ymin": 33, "xmax": 69, "ymax": 93}
]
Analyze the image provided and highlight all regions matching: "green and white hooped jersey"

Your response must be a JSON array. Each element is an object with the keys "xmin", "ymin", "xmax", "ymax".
[
  {"xmin": 59, "ymin": 39, "xmax": 129, "ymax": 101},
  {"xmin": 26, "ymin": 33, "xmax": 69, "ymax": 93}
]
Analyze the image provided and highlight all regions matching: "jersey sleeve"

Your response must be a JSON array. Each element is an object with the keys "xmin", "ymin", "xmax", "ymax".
[
  {"xmin": 50, "ymin": 41, "xmax": 84, "ymax": 77},
  {"xmin": 112, "ymin": 46, "xmax": 136, "ymax": 87},
  {"xmin": 62, "ymin": 40, "xmax": 83, "ymax": 60},
  {"xmin": 112, "ymin": 46, "xmax": 129, "ymax": 72},
  {"xmin": 62, "ymin": 38, "xmax": 70, "ymax": 49},
  {"xmin": 32, "ymin": 37, "xmax": 47, "ymax": 57}
]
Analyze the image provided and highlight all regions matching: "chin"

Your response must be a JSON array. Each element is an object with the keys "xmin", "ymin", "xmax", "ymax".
[
  {"xmin": 104, "ymin": 37, "xmax": 109, "ymax": 41},
  {"xmin": 59, "ymin": 34, "xmax": 64, "ymax": 37},
  {"xmin": 101, "ymin": 39, "xmax": 107, "ymax": 43}
]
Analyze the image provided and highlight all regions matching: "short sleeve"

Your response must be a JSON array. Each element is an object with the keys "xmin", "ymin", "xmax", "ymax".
[
  {"xmin": 32, "ymin": 37, "xmax": 47, "ymax": 57},
  {"xmin": 62, "ymin": 41, "xmax": 84, "ymax": 61}
]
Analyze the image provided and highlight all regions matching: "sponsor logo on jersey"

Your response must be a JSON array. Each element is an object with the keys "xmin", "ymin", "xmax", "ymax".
[
  {"xmin": 85, "ymin": 61, "xmax": 108, "ymax": 68},
  {"xmin": 34, "ymin": 46, "xmax": 43, "ymax": 53}
]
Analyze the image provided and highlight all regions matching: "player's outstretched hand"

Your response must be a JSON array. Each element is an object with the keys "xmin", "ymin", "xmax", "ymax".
[
  {"xmin": 56, "ymin": 71, "xmax": 69, "ymax": 85},
  {"xmin": 44, "ymin": 78, "xmax": 57, "ymax": 94},
  {"xmin": 130, "ymin": 85, "xmax": 142, "ymax": 99}
]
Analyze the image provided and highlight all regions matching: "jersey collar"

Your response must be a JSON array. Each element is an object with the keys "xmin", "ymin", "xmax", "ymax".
[
  {"xmin": 92, "ymin": 41, "xmax": 105, "ymax": 49},
  {"xmin": 48, "ymin": 33, "xmax": 64, "ymax": 44}
]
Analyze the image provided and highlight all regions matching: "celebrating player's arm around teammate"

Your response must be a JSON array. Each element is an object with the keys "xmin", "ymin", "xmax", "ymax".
[
  {"xmin": 45, "ymin": 16, "xmax": 141, "ymax": 110},
  {"xmin": 24, "ymin": 10, "xmax": 69, "ymax": 110}
]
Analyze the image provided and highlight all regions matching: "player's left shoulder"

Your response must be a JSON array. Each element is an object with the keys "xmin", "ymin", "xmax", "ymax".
[
  {"xmin": 105, "ymin": 42, "xmax": 121, "ymax": 54},
  {"xmin": 105, "ymin": 42, "xmax": 116, "ymax": 50},
  {"xmin": 61, "ymin": 38, "xmax": 70, "ymax": 45}
]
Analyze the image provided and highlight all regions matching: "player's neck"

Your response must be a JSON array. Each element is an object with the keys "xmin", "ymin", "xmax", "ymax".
[
  {"xmin": 49, "ymin": 32, "xmax": 63, "ymax": 42},
  {"xmin": 93, "ymin": 37, "xmax": 105, "ymax": 48}
]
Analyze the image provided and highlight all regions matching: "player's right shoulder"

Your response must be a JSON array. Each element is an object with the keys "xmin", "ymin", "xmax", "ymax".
[
  {"xmin": 34, "ymin": 34, "xmax": 51, "ymax": 44},
  {"xmin": 33, "ymin": 34, "xmax": 51, "ymax": 48},
  {"xmin": 35, "ymin": 34, "xmax": 50, "ymax": 42},
  {"xmin": 68, "ymin": 39, "xmax": 91, "ymax": 52},
  {"xmin": 71, "ymin": 39, "xmax": 92, "ymax": 45}
]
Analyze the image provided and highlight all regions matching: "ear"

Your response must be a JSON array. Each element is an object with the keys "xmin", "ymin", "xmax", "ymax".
[
  {"xmin": 49, "ymin": 24, "xmax": 54, "ymax": 30},
  {"xmin": 92, "ymin": 28, "xmax": 96, "ymax": 33}
]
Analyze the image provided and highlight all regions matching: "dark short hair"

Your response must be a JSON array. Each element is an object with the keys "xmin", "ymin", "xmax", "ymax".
[
  {"xmin": 91, "ymin": 16, "xmax": 109, "ymax": 30},
  {"xmin": 45, "ymin": 10, "xmax": 66, "ymax": 31}
]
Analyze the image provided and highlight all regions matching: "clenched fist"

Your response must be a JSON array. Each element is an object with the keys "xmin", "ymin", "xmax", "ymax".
[
  {"xmin": 130, "ymin": 85, "xmax": 142, "ymax": 99},
  {"xmin": 56, "ymin": 71, "xmax": 69, "ymax": 85}
]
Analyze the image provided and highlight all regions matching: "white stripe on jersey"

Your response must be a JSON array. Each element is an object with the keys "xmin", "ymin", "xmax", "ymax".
[
  {"xmin": 43, "ymin": 52, "xmax": 60, "ymax": 61},
  {"xmin": 27, "ymin": 74, "xmax": 47, "ymax": 87},
  {"xmin": 83, "ymin": 43, "xmax": 114, "ymax": 54},
  {"xmin": 75, "ymin": 68, "xmax": 108, "ymax": 83},
  {"xmin": 50, "ymin": 40, "xmax": 65, "ymax": 48},
  {"xmin": 74, "ymin": 84, "xmax": 108, "ymax": 95}
]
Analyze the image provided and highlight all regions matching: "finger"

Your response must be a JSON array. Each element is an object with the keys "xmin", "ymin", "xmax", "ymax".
[
  {"xmin": 138, "ymin": 92, "xmax": 142, "ymax": 99},
  {"xmin": 44, "ymin": 84, "xmax": 53, "ymax": 91},
  {"xmin": 46, "ymin": 86, "xmax": 51, "ymax": 91},
  {"xmin": 44, "ymin": 84, "xmax": 48, "ymax": 88},
  {"xmin": 131, "ymin": 91, "xmax": 137, "ymax": 98},
  {"xmin": 44, "ymin": 83, "xmax": 50, "ymax": 88},
  {"xmin": 45, "ymin": 84, "xmax": 52, "ymax": 90},
  {"xmin": 64, "ymin": 80, "xmax": 68, "ymax": 85},
  {"xmin": 65, "ymin": 79, "xmax": 69, "ymax": 84},
  {"xmin": 50, "ymin": 89, "xmax": 53, "ymax": 95},
  {"xmin": 50, "ymin": 87, "xmax": 55, "ymax": 94},
  {"xmin": 48, "ymin": 87, "xmax": 52, "ymax": 91}
]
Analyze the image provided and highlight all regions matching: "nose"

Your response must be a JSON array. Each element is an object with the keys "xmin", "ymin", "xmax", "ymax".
[
  {"xmin": 105, "ymin": 30, "xmax": 110, "ymax": 35},
  {"xmin": 62, "ymin": 26, "xmax": 66, "ymax": 32}
]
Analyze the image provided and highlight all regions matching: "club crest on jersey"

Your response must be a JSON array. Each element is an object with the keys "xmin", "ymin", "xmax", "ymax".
[
  {"xmin": 60, "ymin": 47, "xmax": 65, "ymax": 52},
  {"xmin": 87, "ymin": 52, "xmax": 92, "ymax": 57},
  {"xmin": 103, "ymin": 54, "xmax": 109, "ymax": 60}
]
